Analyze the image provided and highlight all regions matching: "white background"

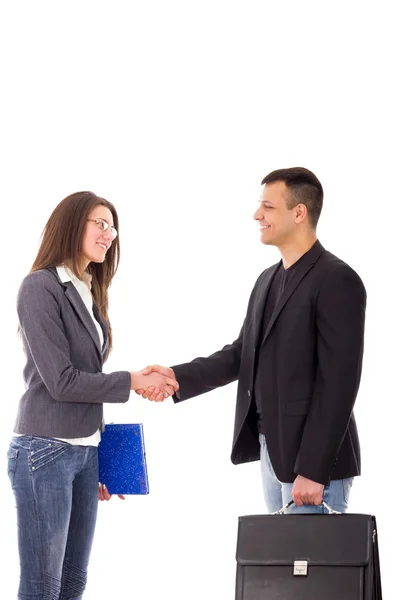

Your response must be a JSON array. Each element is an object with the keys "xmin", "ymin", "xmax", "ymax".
[{"xmin": 1, "ymin": 2, "xmax": 399, "ymax": 598}]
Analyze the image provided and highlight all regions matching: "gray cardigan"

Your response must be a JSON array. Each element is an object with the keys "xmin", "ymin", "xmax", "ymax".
[{"xmin": 14, "ymin": 267, "xmax": 131, "ymax": 438}]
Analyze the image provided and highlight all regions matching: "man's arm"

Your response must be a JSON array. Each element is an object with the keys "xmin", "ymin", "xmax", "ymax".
[
  {"xmin": 172, "ymin": 324, "xmax": 244, "ymax": 401},
  {"xmin": 140, "ymin": 321, "xmax": 245, "ymax": 401},
  {"xmin": 294, "ymin": 264, "xmax": 366, "ymax": 486},
  {"xmin": 138, "ymin": 269, "xmax": 271, "ymax": 401}
]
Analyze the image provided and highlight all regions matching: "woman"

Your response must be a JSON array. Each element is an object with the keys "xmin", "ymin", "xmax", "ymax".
[{"xmin": 7, "ymin": 191, "xmax": 177, "ymax": 600}]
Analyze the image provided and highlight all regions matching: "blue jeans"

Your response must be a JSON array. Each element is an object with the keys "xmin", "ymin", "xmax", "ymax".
[
  {"xmin": 259, "ymin": 434, "xmax": 353, "ymax": 514},
  {"xmin": 7, "ymin": 435, "xmax": 99, "ymax": 600}
]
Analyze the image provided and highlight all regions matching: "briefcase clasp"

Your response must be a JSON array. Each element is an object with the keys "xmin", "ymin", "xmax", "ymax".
[{"xmin": 293, "ymin": 560, "xmax": 308, "ymax": 576}]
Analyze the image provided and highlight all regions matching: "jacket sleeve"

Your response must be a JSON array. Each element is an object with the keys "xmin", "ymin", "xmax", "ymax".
[
  {"xmin": 171, "ymin": 322, "xmax": 244, "ymax": 402},
  {"xmin": 294, "ymin": 264, "xmax": 366, "ymax": 485},
  {"xmin": 17, "ymin": 271, "xmax": 131, "ymax": 404}
]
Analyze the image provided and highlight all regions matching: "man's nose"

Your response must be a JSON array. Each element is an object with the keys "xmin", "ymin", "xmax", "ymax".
[{"xmin": 254, "ymin": 206, "xmax": 262, "ymax": 220}]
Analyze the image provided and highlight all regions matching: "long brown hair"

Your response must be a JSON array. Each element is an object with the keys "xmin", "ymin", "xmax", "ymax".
[{"xmin": 30, "ymin": 191, "xmax": 120, "ymax": 357}]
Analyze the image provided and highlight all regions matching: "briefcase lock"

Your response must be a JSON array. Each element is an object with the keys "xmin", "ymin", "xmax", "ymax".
[{"xmin": 293, "ymin": 561, "xmax": 308, "ymax": 576}]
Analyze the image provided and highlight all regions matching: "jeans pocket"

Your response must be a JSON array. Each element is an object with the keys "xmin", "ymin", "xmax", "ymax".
[
  {"xmin": 30, "ymin": 438, "xmax": 70, "ymax": 472},
  {"xmin": 342, "ymin": 477, "xmax": 353, "ymax": 505},
  {"xmin": 7, "ymin": 447, "xmax": 19, "ymax": 488}
]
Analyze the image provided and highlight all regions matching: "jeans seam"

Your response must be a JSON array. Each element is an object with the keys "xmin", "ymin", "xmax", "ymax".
[
  {"xmin": 30, "ymin": 445, "xmax": 70, "ymax": 473},
  {"xmin": 30, "ymin": 448, "xmax": 46, "ymax": 598},
  {"xmin": 7, "ymin": 448, "xmax": 19, "ymax": 488}
]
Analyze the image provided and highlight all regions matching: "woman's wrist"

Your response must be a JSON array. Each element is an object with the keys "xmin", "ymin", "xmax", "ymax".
[{"xmin": 130, "ymin": 371, "xmax": 143, "ymax": 390}]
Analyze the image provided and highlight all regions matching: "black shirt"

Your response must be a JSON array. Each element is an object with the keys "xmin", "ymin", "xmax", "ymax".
[{"xmin": 254, "ymin": 250, "xmax": 310, "ymax": 434}]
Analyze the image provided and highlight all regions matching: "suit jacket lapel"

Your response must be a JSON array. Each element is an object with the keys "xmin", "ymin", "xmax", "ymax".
[
  {"xmin": 261, "ymin": 240, "xmax": 325, "ymax": 347},
  {"xmin": 252, "ymin": 262, "xmax": 281, "ymax": 345},
  {"xmin": 64, "ymin": 285, "xmax": 104, "ymax": 359},
  {"xmin": 92, "ymin": 302, "xmax": 109, "ymax": 359},
  {"xmin": 48, "ymin": 266, "xmax": 106, "ymax": 360}
]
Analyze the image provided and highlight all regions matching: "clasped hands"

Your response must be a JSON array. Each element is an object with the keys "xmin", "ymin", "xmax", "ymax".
[{"xmin": 131, "ymin": 364, "xmax": 178, "ymax": 401}]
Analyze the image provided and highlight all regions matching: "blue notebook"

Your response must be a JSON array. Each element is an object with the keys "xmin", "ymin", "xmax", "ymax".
[{"xmin": 98, "ymin": 423, "xmax": 149, "ymax": 495}]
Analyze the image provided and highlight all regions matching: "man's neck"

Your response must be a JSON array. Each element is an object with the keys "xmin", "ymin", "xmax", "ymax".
[{"xmin": 278, "ymin": 234, "xmax": 318, "ymax": 270}]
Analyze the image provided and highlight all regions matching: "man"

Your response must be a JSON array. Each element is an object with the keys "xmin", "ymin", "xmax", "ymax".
[{"xmin": 139, "ymin": 167, "xmax": 366, "ymax": 513}]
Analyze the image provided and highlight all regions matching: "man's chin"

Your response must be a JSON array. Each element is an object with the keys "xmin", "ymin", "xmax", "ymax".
[{"xmin": 260, "ymin": 234, "xmax": 274, "ymax": 246}]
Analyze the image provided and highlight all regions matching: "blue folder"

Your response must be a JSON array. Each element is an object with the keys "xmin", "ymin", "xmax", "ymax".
[{"xmin": 98, "ymin": 423, "xmax": 149, "ymax": 495}]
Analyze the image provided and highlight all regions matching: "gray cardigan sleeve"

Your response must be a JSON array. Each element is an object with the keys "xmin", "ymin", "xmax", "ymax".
[{"xmin": 17, "ymin": 271, "xmax": 131, "ymax": 404}]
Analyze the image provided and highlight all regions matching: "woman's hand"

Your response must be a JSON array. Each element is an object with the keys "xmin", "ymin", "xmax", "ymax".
[
  {"xmin": 130, "ymin": 369, "xmax": 178, "ymax": 401},
  {"xmin": 98, "ymin": 483, "xmax": 125, "ymax": 501}
]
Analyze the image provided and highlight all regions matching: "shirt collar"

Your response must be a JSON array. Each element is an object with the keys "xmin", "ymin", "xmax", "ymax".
[{"xmin": 56, "ymin": 265, "xmax": 92, "ymax": 287}]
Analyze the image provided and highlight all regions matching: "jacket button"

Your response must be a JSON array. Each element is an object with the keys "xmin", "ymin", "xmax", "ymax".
[{"xmin": 247, "ymin": 390, "xmax": 251, "ymax": 397}]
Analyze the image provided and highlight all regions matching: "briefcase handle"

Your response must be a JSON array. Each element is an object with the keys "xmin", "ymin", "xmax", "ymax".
[{"xmin": 272, "ymin": 500, "xmax": 341, "ymax": 515}]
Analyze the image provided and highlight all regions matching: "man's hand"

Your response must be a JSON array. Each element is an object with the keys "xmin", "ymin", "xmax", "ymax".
[
  {"xmin": 135, "ymin": 365, "xmax": 178, "ymax": 400},
  {"xmin": 131, "ymin": 367, "xmax": 179, "ymax": 401},
  {"xmin": 292, "ymin": 475, "xmax": 324, "ymax": 506}
]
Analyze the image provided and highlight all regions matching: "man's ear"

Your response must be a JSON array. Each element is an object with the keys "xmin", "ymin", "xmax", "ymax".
[{"xmin": 293, "ymin": 203, "xmax": 308, "ymax": 224}]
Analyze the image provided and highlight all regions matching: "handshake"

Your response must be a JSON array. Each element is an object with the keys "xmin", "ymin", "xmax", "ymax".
[{"xmin": 130, "ymin": 365, "xmax": 179, "ymax": 401}]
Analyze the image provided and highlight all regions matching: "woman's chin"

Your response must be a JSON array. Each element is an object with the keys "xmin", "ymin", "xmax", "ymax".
[{"xmin": 89, "ymin": 254, "xmax": 106, "ymax": 264}]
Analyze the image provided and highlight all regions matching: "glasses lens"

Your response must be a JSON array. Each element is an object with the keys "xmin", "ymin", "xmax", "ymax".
[
  {"xmin": 96, "ymin": 219, "xmax": 107, "ymax": 231},
  {"xmin": 92, "ymin": 218, "xmax": 117, "ymax": 238}
]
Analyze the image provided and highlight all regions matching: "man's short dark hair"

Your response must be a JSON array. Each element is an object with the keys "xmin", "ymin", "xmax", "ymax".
[{"xmin": 261, "ymin": 167, "xmax": 323, "ymax": 228}]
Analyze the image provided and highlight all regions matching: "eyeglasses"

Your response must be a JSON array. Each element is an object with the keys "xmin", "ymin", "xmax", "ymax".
[{"xmin": 87, "ymin": 218, "xmax": 118, "ymax": 240}]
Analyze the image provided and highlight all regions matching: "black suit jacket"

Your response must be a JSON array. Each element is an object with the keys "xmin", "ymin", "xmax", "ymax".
[{"xmin": 172, "ymin": 241, "xmax": 366, "ymax": 486}]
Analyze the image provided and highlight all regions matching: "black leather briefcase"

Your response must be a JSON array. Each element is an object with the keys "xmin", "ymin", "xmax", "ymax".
[{"xmin": 235, "ymin": 501, "xmax": 382, "ymax": 600}]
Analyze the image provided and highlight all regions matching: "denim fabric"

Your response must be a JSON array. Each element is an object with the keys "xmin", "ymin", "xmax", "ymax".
[
  {"xmin": 7, "ymin": 435, "xmax": 99, "ymax": 600},
  {"xmin": 259, "ymin": 434, "xmax": 353, "ymax": 514}
]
